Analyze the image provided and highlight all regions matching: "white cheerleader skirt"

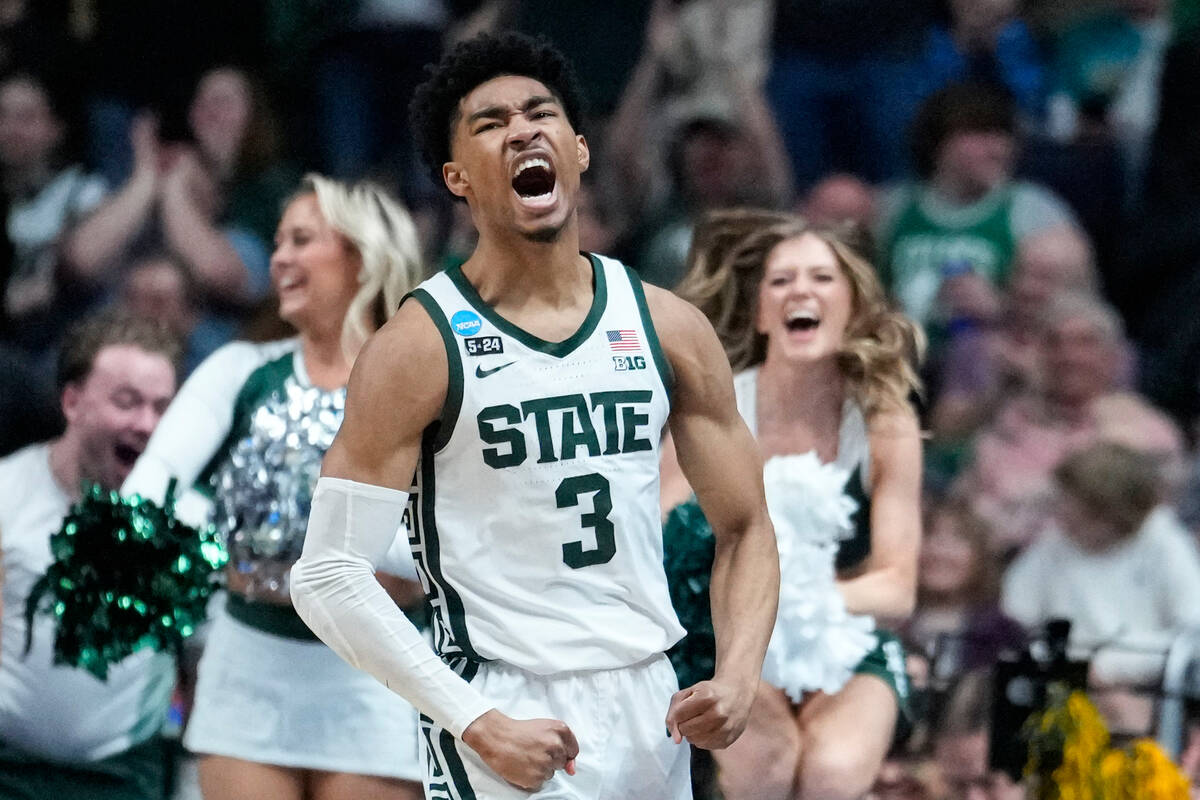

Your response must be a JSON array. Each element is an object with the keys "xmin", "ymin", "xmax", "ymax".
[{"xmin": 183, "ymin": 607, "xmax": 423, "ymax": 780}]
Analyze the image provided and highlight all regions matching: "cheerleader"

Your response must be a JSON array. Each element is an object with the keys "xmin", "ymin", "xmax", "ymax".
[
  {"xmin": 122, "ymin": 175, "xmax": 426, "ymax": 800},
  {"xmin": 662, "ymin": 209, "xmax": 924, "ymax": 800}
]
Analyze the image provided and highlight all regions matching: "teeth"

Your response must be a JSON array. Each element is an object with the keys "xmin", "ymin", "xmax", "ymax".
[
  {"xmin": 787, "ymin": 309, "xmax": 818, "ymax": 322},
  {"xmin": 514, "ymin": 157, "xmax": 551, "ymax": 177}
]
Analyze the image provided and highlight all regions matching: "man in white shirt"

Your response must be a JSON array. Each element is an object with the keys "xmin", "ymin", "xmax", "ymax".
[{"xmin": 0, "ymin": 309, "xmax": 180, "ymax": 800}]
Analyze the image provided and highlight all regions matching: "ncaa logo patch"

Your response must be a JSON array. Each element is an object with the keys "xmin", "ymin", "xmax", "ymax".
[{"xmin": 451, "ymin": 310, "xmax": 483, "ymax": 337}]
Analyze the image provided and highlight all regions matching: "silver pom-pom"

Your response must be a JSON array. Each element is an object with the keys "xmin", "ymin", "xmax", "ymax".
[{"xmin": 211, "ymin": 376, "xmax": 345, "ymax": 601}]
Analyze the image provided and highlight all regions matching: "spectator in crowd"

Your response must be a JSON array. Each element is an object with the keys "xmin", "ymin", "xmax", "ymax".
[
  {"xmin": 187, "ymin": 67, "xmax": 298, "ymax": 249},
  {"xmin": 927, "ymin": 224, "xmax": 1098, "ymax": 481},
  {"xmin": 0, "ymin": 71, "xmax": 108, "ymax": 355},
  {"xmin": 959, "ymin": 292, "xmax": 1183, "ymax": 555},
  {"xmin": 79, "ymin": 0, "xmax": 264, "ymax": 187},
  {"xmin": 0, "ymin": 309, "xmax": 181, "ymax": 800},
  {"xmin": 61, "ymin": 66, "xmax": 282, "ymax": 360},
  {"xmin": 116, "ymin": 253, "xmax": 218, "ymax": 375},
  {"xmin": 875, "ymin": 83, "xmax": 1078, "ymax": 337},
  {"xmin": 1046, "ymin": 0, "xmax": 1172, "ymax": 203},
  {"xmin": 610, "ymin": 0, "xmax": 791, "ymax": 288},
  {"xmin": 768, "ymin": 0, "xmax": 939, "ymax": 185},
  {"xmin": 921, "ymin": 0, "xmax": 1048, "ymax": 122},
  {"xmin": 800, "ymin": 173, "xmax": 876, "ymax": 232},
  {"xmin": 904, "ymin": 494, "xmax": 1025, "ymax": 685},
  {"xmin": 1002, "ymin": 441, "xmax": 1200, "ymax": 731}
]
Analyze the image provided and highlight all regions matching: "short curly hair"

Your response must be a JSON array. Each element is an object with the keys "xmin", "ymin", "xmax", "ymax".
[
  {"xmin": 909, "ymin": 82, "xmax": 1016, "ymax": 179},
  {"xmin": 57, "ymin": 309, "xmax": 182, "ymax": 393},
  {"xmin": 409, "ymin": 31, "xmax": 586, "ymax": 185}
]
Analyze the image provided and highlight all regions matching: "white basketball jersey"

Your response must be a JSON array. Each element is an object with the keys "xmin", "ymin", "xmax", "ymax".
[{"xmin": 406, "ymin": 254, "xmax": 685, "ymax": 675}]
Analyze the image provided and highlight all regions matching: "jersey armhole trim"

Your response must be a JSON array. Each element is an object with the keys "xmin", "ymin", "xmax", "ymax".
[
  {"xmin": 625, "ymin": 265, "xmax": 675, "ymax": 403},
  {"xmin": 406, "ymin": 288, "xmax": 464, "ymax": 453}
]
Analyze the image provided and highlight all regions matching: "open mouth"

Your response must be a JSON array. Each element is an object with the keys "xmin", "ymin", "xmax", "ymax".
[
  {"xmin": 511, "ymin": 156, "xmax": 556, "ymax": 202},
  {"xmin": 114, "ymin": 443, "xmax": 143, "ymax": 468},
  {"xmin": 277, "ymin": 275, "xmax": 305, "ymax": 294},
  {"xmin": 785, "ymin": 310, "xmax": 820, "ymax": 333}
]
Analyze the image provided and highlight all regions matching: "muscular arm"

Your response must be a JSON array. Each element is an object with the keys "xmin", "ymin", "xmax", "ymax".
[
  {"xmin": 649, "ymin": 284, "xmax": 779, "ymax": 749},
  {"xmin": 837, "ymin": 409, "xmax": 922, "ymax": 622},
  {"xmin": 290, "ymin": 300, "xmax": 577, "ymax": 790},
  {"xmin": 291, "ymin": 302, "xmax": 492, "ymax": 732}
]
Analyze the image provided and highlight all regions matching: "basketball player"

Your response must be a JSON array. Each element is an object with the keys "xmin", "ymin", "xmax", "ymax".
[{"xmin": 290, "ymin": 32, "xmax": 779, "ymax": 799}]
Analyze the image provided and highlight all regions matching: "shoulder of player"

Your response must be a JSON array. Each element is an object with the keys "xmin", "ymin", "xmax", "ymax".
[
  {"xmin": 637, "ymin": 280, "xmax": 735, "ymax": 417},
  {"xmin": 638, "ymin": 281, "xmax": 720, "ymax": 364}
]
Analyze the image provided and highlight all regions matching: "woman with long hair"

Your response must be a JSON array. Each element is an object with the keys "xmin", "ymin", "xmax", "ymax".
[
  {"xmin": 663, "ymin": 209, "xmax": 924, "ymax": 799},
  {"xmin": 121, "ymin": 174, "xmax": 426, "ymax": 800}
]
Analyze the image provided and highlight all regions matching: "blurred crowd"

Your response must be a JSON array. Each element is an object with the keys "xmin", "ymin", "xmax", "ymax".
[{"xmin": 2, "ymin": 0, "xmax": 1200, "ymax": 797}]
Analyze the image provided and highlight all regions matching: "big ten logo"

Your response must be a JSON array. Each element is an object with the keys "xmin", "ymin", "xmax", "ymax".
[{"xmin": 612, "ymin": 355, "xmax": 646, "ymax": 371}]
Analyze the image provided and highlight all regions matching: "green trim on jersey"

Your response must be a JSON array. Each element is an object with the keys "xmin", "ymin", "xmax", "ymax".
[
  {"xmin": 420, "ymin": 659, "xmax": 479, "ymax": 799},
  {"xmin": 624, "ymin": 265, "xmax": 674, "ymax": 402},
  {"xmin": 409, "ymin": 289, "xmax": 465, "ymax": 453},
  {"xmin": 194, "ymin": 351, "xmax": 296, "ymax": 495},
  {"xmin": 444, "ymin": 254, "xmax": 608, "ymax": 358},
  {"xmin": 418, "ymin": 433, "xmax": 480, "ymax": 661}
]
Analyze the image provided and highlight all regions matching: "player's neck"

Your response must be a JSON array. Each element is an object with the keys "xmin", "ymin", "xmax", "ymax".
[{"xmin": 465, "ymin": 223, "xmax": 589, "ymax": 308}]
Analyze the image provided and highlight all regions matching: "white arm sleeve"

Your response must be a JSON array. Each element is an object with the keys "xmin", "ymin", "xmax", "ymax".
[{"xmin": 290, "ymin": 476, "xmax": 495, "ymax": 739}]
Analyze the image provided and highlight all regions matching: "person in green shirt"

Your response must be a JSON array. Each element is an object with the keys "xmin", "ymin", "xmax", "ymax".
[{"xmin": 876, "ymin": 83, "xmax": 1078, "ymax": 339}]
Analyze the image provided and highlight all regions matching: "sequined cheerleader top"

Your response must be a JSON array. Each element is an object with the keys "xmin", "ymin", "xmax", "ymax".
[{"xmin": 207, "ymin": 347, "xmax": 345, "ymax": 603}]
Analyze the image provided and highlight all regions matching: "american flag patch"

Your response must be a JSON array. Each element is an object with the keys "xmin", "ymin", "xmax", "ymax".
[{"xmin": 606, "ymin": 329, "xmax": 641, "ymax": 351}]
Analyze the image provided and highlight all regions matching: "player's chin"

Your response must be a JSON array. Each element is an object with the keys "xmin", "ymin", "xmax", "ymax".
[{"xmin": 520, "ymin": 220, "xmax": 567, "ymax": 244}]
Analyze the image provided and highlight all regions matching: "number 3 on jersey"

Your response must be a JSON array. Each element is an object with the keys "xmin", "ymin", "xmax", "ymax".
[{"xmin": 556, "ymin": 473, "xmax": 616, "ymax": 568}]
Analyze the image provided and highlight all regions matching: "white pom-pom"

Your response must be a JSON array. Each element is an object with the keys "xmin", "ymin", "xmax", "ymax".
[{"xmin": 759, "ymin": 453, "xmax": 876, "ymax": 701}]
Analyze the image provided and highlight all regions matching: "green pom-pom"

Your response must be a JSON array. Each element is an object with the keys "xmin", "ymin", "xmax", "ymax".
[
  {"xmin": 24, "ymin": 480, "xmax": 228, "ymax": 680},
  {"xmin": 663, "ymin": 498, "xmax": 718, "ymax": 690}
]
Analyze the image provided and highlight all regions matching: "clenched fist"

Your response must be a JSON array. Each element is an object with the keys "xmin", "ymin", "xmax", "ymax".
[
  {"xmin": 462, "ymin": 709, "xmax": 579, "ymax": 791},
  {"xmin": 665, "ymin": 677, "xmax": 754, "ymax": 750}
]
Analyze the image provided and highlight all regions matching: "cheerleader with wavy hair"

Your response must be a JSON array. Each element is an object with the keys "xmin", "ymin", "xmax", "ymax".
[{"xmin": 662, "ymin": 209, "xmax": 924, "ymax": 800}]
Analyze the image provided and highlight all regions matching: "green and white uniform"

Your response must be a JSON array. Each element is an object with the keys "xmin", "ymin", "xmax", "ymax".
[
  {"xmin": 123, "ymin": 340, "xmax": 422, "ymax": 780},
  {"xmin": 408, "ymin": 255, "xmax": 690, "ymax": 799},
  {"xmin": 732, "ymin": 368, "xmax": 910, "ymax": 713}
]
